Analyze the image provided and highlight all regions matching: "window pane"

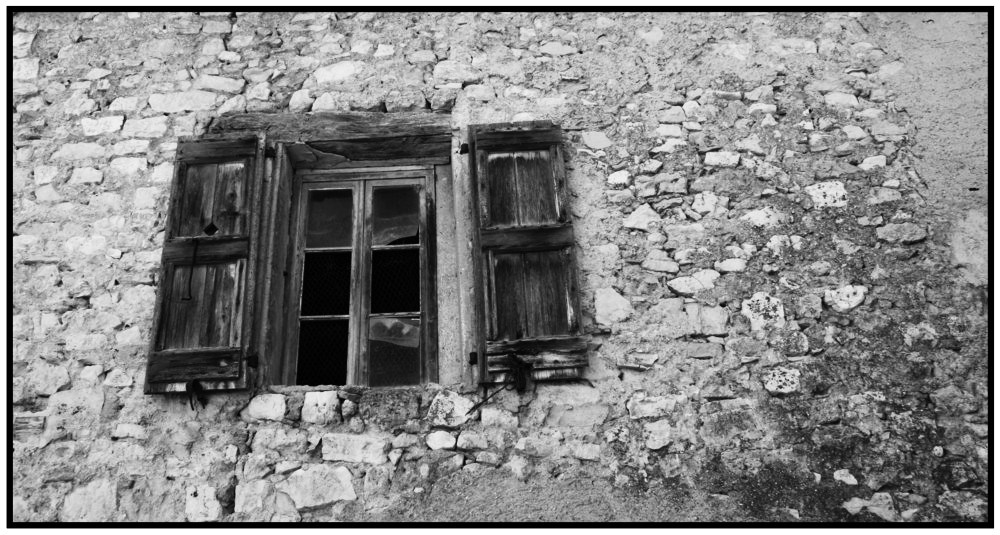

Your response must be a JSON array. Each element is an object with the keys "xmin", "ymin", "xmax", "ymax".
[
  {"xmin": 370, "ymin": 249, "xmax": 420, "ymax": 314},
  {"xmin": 306, "ymin": 189, "xmax": 353, "ymax": 248},
  {"xmin": 369, "ymin": 317, "xmax": 420, "ymax": 387},
  {"xmin": 301, "ymin": 252, "xmax": 352, "ymax": 316},
  {"xmin": 372, "ymin": 186, "xmax": 420, "ymax": 245},
  {"xmin": 297, "ymin": 320, "xmax": 348, "ymax": 386}
]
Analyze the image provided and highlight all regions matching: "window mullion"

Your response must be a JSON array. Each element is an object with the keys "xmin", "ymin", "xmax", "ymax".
[{"xmin": 349, "ymin": 180, "xmax": 368, "ymax": 386}]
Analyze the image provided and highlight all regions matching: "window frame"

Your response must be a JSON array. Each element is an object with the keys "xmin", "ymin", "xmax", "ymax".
[{"xmin": 281, "ymin": 166, "xmax": 437, "ymax": 387}]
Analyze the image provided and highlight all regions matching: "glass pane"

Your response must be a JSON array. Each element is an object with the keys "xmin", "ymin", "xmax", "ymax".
[
  {"xmin": 297, "ymin": 320, "xmax": 348, "ymax": 386},
  {"xmin": 369, "ymin": 317, "xmax": 420, "ymax": 387},
  {"xmin": 306, "ymin": 189, "xmax": 353, "ymax": 248},
  {"xmin": 372, "ymin": 186, "xmax": 420, "ymax": 245},
  {"xmin": 301, "ymin": 252, "xmax": 352, "ymax": 316},
  {"xmin": 370, "ymin": 249, "xmax": 420, "ymax": 314}
]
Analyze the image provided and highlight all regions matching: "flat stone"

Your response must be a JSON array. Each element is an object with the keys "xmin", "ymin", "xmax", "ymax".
[
  {"xmin": 628, "ymin": 394, "xmax": 681, "ymax": 419},
  {"xmin": 741, "ymin": 292, "xmax": 786, "ymax": 331},
  {"xmin": 288, "ymin": 89, "xmax": 314, "ymax": 112},
  {"xmin": 13, "ymin": 58, "xmax": 39, "ymax": 80},
  {"xmin": 824, "ymin": 91, "xmax": 860, "ymax": 108},
  {"xmin": 432, "ymin": 60, "xmax": 482, "ymax": 84},
  {"xmin": 570, "ymin": 442, "xmax": 601, "ymax": 461},
  {"xmin": 876, "ymin": 223, "xmax": 926, "ymax": 244},
  {"xmin": 122, "ymin": 116, "xmax": 169, "ymax": 138},
  {"xmin": 582, "ymin": 131, "xmax": 613, "ymax": 150},
  {"xmin": 687, "ymin": 303, "xmax": 729, "ymax": 335},
  {"xmin": 641, "ymin": 249, "xmax": 679, "ymax": 273},
  {"xmin": 109, "ymin": 96, "xmax": 142, "ymax": 112},
  {"xmin": 691, "ymin": 191, "xmax": 725, "ymax": 214},
  {"xmin": 301, "ymin": 390, "xmax": 339, "ymax": 424},
  {"xmin": 108, "ymin": 157, "xmax": 147, "ymax": 179},
  {"xmin": 373, "ymin": 43, "xmax": 395, "ymax": 57},
  {"xmin": 858, "ymin": 155, "xmax": 887, "ymax": 171},
  {"xmin": 657, "ymin": 106, "xmax": 686, "ymax": 124},
  {"xmin": 545, "ymin": 403, "xmax": 609, "ymax": 427},
  {"xmin": 870, "ymin": 121, "xmax": 907, "ymax": 142},
  {"xmin": 607, "ymin": 170, "xmax": 630, "ymax": 186},
  {"xmin": 662, "ymin": 222, "xmax": 705, "ymax": 249},
  {"xmin": 246, "ymin": 394, "xmax": 286, "ymax": 421},
  {"xmin": 768, "ymin": 38, "xmax": 817, "ymax": 55},
  {"xmin": 275, "ymin": 464, "xmax": 357, "ymax": 509},
  {"xmin": 425, "ymin": 430, "xmax": 456, "ymax": 450},
  {"xmin": 747, "ymin": 102, "xmax": 777, "ymax": 114},
  {"xmin": 950, "ymin": 210, "xmax": 987, "ymax": 285},
  {"xmin": 805, "ymin": 181, "xmax": 848, "ymax": 208},
  {"xmin": 538, "ymin": 41, "xmax": 577, "ymax": 56},
  {"xmin": 842, "ymin": 125, "xmax": 868, "ymax": 140},
  {"xmin": 667, "ymin": 269, "xmax": 719, "ymax": 296},
  {"xmin": 193, "ymin": 75, "xmax": 246, "ymax": 93},
  {"xmin": 834, "ymin": 469, "xmax": 858, "ymax": 485},
  {"xmin": 763, "ymin": 367, "xmax": 800, "ymax": 394},
  {"xmin": 25, "ymin": 361, "xmax": 70, "ymax": 396},
  {"xmin": 623, "ymin": 204, "xmax": 661, "ymax": 231},
  {"xmin": 704, "ymin": 151, "xmax": 740, "ymax": 167},
  {"xmin": 69, "ymin": 167, "xmax": 103, "ymax": 185},
  {"xmin": 714, "ymin": 258, "xmax": 746, "ymax": 272},
  {"xmin": 13, "ymin": 32, "xmax": 35, "ymax": 58},
  {"xmin": 322, "ymin": 433, "xmax": 387, "ymax": 463},
  {"xmin": 824, "ymin": 285, "xmax": 868, "ymax": 312},
  {"xmin": 148, "ymin": 91, "xmax": 218, "ymax": 113},
  {"xmin": 595, "ymin": 287, "xmax": 632, "ymax": 324},
  {"xmin": 456, "ymin": 431, "xmax": 488, "ymax": 450},
  {"xmin": 133, "ymin": 187, "xmax": 161, "ymax": 209},
  {"xmin": 867, "ymin": 187, "xmax": 903, "ymax": 205},
  {"xmin": 740, "ymin": 207, "xmax": 786, "ymax": 228},
  {"xmin": 185, "ymin": 485, "xmax": 222, "ymax": 522},
  {"xmin": 481, "ymin": 407, "xmax": 519, "ymax": 428},
  {"xmin": 640, "ymin": 159, "xmax": 664, "ymax": 174},
  {"xmin": 651, "ymin": 139, "xmax": 687, "ymax": 153},
  {"xmin": 235, "ymin": 480, "xmax": 275, "ymax": 515},
  {"xmin": 315, "ymin": 61, "xmax": 362, "ymax": 85},
  {"xmin": 80, "ymin": 116, "xmax": 124, "ymax": 136}
]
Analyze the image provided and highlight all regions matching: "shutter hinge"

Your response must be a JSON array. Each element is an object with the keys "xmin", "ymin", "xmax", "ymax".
[
  {"xmin": 247, "ymin": 352, "xmax": 259, "ymax": 368},
  {"xmin": 468, "ymin": 351, "xmax": 478, "ymax": 365},
  {"xmin": 460, "ymin": 143, "xmax": 469, "ymax": 154}
]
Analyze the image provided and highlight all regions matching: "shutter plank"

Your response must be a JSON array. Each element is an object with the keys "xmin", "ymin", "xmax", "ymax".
[
  {"xmin": 486, "ymin": 335, "xmax": 588, "ymax": 355},
  {"xmin": 480, "ymin": 225, "xmax": 573, "ymax": 251},
  {"xmin": 147, "ymin": 348, "xmax": 242, "ymax": 383},
  {"xmin": 484, "ymin": 152, "xmax": 520, "ymax": 228},
  {"xmin": 522, "ymin": 250, "xmax": 571, "ymax": 337},
  {"xmin": 200, "ymin": 263, "xmax": 220, "ymax": 347},
  {"xmin": 514, "ymin": 149, "xmax": 558, "ymax": 226},
  {"xmin": 491, "ymin": 252, "xmax": 526, "ymax": 340},
  {"xmin": 215, "ymin": 161, "xmax": 246, "ymax": 236}
]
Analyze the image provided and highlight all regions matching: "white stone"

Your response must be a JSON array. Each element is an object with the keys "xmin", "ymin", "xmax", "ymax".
[
  {"xmin": 658, "ymin": 106, "xmax": 686, "ymax": 123},
  {"xmin": 740, "ymin": 207, "xmax": 786, "ymax": 228},
  {"xmin": 81, "ymin": 116, "xmax": 124, "ymax": 136},
  {"xmin": 805, "ymin": 181, "xmax": 848, "ymax": 208},
  {"xmin": 193, "ymin": 75, "xmax": 246, "ymax": 93},
  {"xmin": 235, "ymin": 480, "xmax": 274, "ymax": 514},
  {"xmin": 481, "ymin": 407, "xmax": 519, "ymax": 428},
  {"xmin": 644, "ymin": 419, "xmax": 673, "ymax": 450},
  {"xmin": 581, "ymin": 131, "xmax": 612, "ymax": 150},
  {"xmin": 33, "ymin": 165, "xmax": 58, "ymax": 185},
  {"xmin": 246, "ymin": 394, "xmax": 286, "ymax": 421},
  {"xmin": 714, "ymin": 258, "xmax": 746, "ymax": 272},
  {"xmin": 321, "ymin": 433, "xmax": 387, "ymax": 463},
  {"xmin": 109, "ymin": 96, "xmax": 141, "ymax": 112},
  {"xmin": 667, "ymin": 269, "xmax": 720, "ymax": 296},
  {"xmin": 432, "ymin": 60, "xmax": 482, "ymax": 84},
  {"xmin": 151, "ymin": 163, "xmax": 173, "ymax": 182},
  {"xmin": 108, "ymin": 157, "xmax": 147, "ymax": 179},
  {"xmin": 103, "ymin": 368, "xmax": 133, "ymax": 387},
  {"xmin": 112, "ymin": 423, "xmax": 148, "ymax": 439},
  {"xmin": 741, "ymin": 292, "xmax": 786, "ymax": 331},
  {"xmin": 59, "ymin": 479, "xmax": 116, "ymax": 522},
  {"xmin": 217, "ymin": 95, "xmax": 246, "ymax": 115},
  {"xmin": 246, "ymin": 82, "xmax": 270, "ymax": 101},
  {"xmin": 34, "ymin": 185, "xmax": 62, "ymax": 202},
  {"xmin": 594, "ymin": 287, "xmax": 632, "ymax": 325},
  {"xmin": 764, "ymin": 367, "xmax": 800, "ymax": 394},
  {"xmin": 768, "ymin": 38, "xmax": 817, "ymax": 55},
  {"xmin": 638, "ymin": 27, "xmax": 664, "ymax": 44},
  {"xmin": 623, "ymin": 204, "xmax": 661, "ymax": 231},
  {"xmin": 185, "ymin": 485, "xmax": 222, "ymax": 522},
  {"xmin": 456, "ymin": 431, "xmax": 488, "ymax": 450},
  {"xmin": 25, "ymin": 361, "xmax": 70, "ymax": 396},
  {"xmin": 736, "ymin": 135, "xmax": 766, "ymax": 155},
  {"xmin": 275, "ymin": 464, "xmax": 356, "ymax": 509},
  {"xmin": 627, "ymin": 394, "xmax": 681, "ymax": 419},
  {"xmin": 824, "ymin": 285, "xmax": 868, "ymax": 312},
  {"xmin": 834, "ymin": 469, "xmax": 858, "ymax": 485},
  {"xmin": 373, "ymin": 44, "xmax": 395, "ymax": 57},
  {"xmin": 301, "ymin": 391, "xmax": 339, "ymax": 424},
  {"xmin": 858, "ymin": 155, "xmax": 887, "ymax": 171},
  {"xmin": 288, "ymin": 89, "xmax": 314, "ymax": 112},
  {"xmin": 13, "ymin": 32, "xmax": 35, "ymax": 58},
  {"xmin": 825, "ymin": 92, "xmax": 860, "ymax": 108},
  {"xmin": 121, "ymin": 116, "xmax": 169, "ymax": 138},
  {"xmin": 704, "ymin": 151, "xmax": 740, "ymax": 167},
  {"xmin": 426, "ymin": 430, "xmax": 456, "ymax": 450},
  {"xmin": 655, "ymin": 124, "xmax": 684, "ymax": 137},
  {"xmin": 607, "ymin": 170, "xmax": 630, "ymax": 186},
  {"xmin": 148, "ymin": 91, "xmax": 218, "ymax": 113},
  {"xmin": 570, "ymin": 442, "xmax": 601, "ymax": 461},
  {"xmin": 641, "ymin": 249, "xmax": 679, "ymax": 273},
  {"xmin": 691, "ymin": 191, "xmax": 721, "ymax": 214},
  {"xmin": 539, "ymin": 41, "xmax": 577, "ymax": 56},
  {"xmin": 747, "ymin": 103, "xmax": 777, "ymax": 114},
  {"xmin": 426, "ymin": 390, "xmax": 475, "ymax": 427},
  {"xmin": 64, "ymin": 235, "xmax": 108, "ymax": 256},
  {"xmin": 111, "ymin": 140, "xmax": 151, "ymax": 156},
  {"xmin": 842, "ymin": 125, "xmax": 868, "ymax": 140},
  {"xmin": 69, "ymin": 167, "xmax": 103, "ymax": 185}
]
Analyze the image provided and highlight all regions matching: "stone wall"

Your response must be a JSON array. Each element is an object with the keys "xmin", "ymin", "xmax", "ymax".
[{"xmin": 12, "ymin": 11, "xmax": 988, "ymax": 522}]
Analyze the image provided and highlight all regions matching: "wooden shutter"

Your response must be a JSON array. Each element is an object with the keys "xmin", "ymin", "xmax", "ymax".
[
  {"xmin": 470, "ymin": 122, "xmax": 587, "ymax": 382},
  {"xmin": 144, "ymin": 137, "xmax": 265, "ymax": 394}
]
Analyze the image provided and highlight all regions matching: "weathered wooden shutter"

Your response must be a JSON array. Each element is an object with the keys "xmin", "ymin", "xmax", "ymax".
[
  {"xmin": 145, "ymin": 137, "xmax": 265, "ymax": 394},
  {"xmin": 470, "ymin": 122, "xmax": 587, "ymax": 382}
]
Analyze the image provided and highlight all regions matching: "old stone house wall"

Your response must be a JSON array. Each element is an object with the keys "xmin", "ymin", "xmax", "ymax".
[{"xmin": 11, "ymin": 11, "xmax": 988, "ymax": 522}]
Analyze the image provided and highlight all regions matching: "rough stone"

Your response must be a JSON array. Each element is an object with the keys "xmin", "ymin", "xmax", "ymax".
[
  {"xmin": 741, "ymin": 293, "xmax": 786, "ymax": 331},
  {"xmin": 246, "ymin": 394, "xmax": 287, "ymax": 421},
  {"xmin": 714, "ymin": 258, "xmax": 746, "ymax": 272},
  {"xmin": 81, "ymin": 116, "xmax": 125, "ymax": 136},
  {"xmin": 628, "ymin": 394, "xmax": 681, "ymax": 419},
  {"xmin": 607, "ymin": 170, "xmax": 630, "ymax": 186},
  {"xmin": 703, "ymin": 151, "xmax": 740, "ymax": 167},
  {"xmin": 13, "ymin": 58, "xmax": 39, "ymax": 80},
  {"xmin": 641, "ymin": 249, "xmax": 679, "ymax": 273},
  {"xmin": 950, "ymin": 210, "xmax": 987, "ymax": 284},
  {"xmin": 644, "ymin": 419, "xmax": 673, "ymax": 450},
  {"xmin": 275, "ymin": 464, "xmax": 357, "ymax": 509},
  {"xmin": 301, "ymin": 391, "xmax": 339, "ymax": 424},
  {"xmin": 740, "ymin": 207, "xmax": 786, "ymax": 228},
  {"xmin": 667, "ymin": 269, "xmax": 720, "ymax": 296},
  {"xmin": 426, "ymin": 430, "xmax": 457, "ymax": 450},
  {"xmin": 581, "ymin": 131, "xmax": 613, "ymax": 150},
  {"xmin": 594, "ymin": 288, "xmax": 633, "ymax": 324},
  {"xmin": 538, "ymin": 41, "xmax": 577, "ymax": 56},
  {"xmin": 426, "ymin": 390, "xmax": 475, "ymax": 427},
  {"xmin": 315, "ymin": 61, "xmax": 362, "ymax": 85},
  {"xmin": 148, "ymin": 91, "xmax": 218, "ymax": 113},
  {"xmin": 623, "ymin": 204, "xmax": 661, "ymax": 231},
  {"xmin": 823, "ymin": 285, "xmax": 868, "ymax": 312},
  {"xmin": 805, "ymin": 181, "xmax": 848, "ymax": 208},
  {"xmin": 876, "ymin": 223, "xmax": 927, "ymax": 244},
  {"xmin": 833, "ymin": 469, "xmax": 858, "ymax": 485},
  {"xmin": 122, "ymin": 117, "xmax": 169, "ymax": 138},
  {"xmin": 824, "ymin": 92, "xmax": 860, "ymax": 108},
  {"xmin": 193, "ymin": 75, "xmax": 246, "ymax": 93},
  {"xmin": 322, "ymin": 433, "xmax": 387, "ymax": 463},
  {"xmin": 69, "ymin": 167, "xmax": 103, "ymax": 185},
  {"xmin": 763, "ymin": 367, "xmax": 800, "ymax": 394},
  {"xmin": 59, "ymin": 478, "xmax": 116, "ymax": 522},
  {"xmin": 432, "ymin": 61, "xmax": 482, "ymax": 84},
  {"xmin": 53, "ymin": 143, "xmax": 106, "ymax": 161}
]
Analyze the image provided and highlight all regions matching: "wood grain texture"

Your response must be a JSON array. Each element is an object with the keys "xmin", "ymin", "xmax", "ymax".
[
  {"xmin": 479, "ymin": 225, "xmax": 573, "ymax": 251},
  {"xmin": 147, "ymin": 348, "xmax": 243, "ymax": 383},
  {"xmin": 210, "ymin": 112, "xmax": 451, "ymax": 141}
]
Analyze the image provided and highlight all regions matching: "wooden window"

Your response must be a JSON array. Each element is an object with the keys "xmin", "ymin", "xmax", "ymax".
[
  {"xmin": 145, "ymin": 112, "xmax": 451, "ymax": 395},
  {"xmin": 281, "ymin": 168, "xmax": 436, "ymax": 387},
  {"xmin": 470, "ymin": 122, "xmax": 588, "ymax": 382}
]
